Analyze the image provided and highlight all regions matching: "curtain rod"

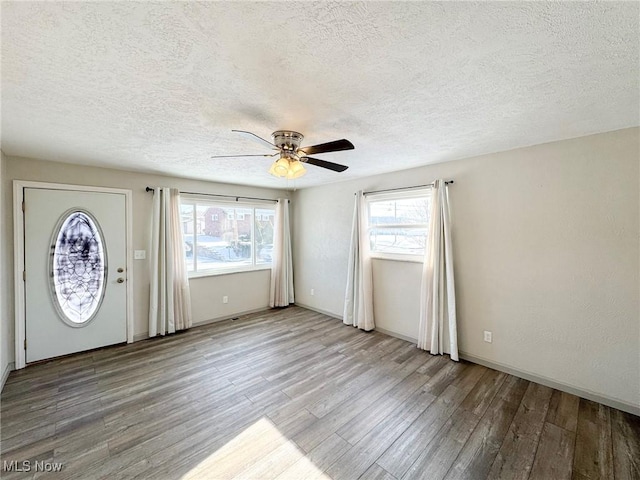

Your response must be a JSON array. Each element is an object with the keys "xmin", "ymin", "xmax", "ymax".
[
  {"xmin": 363, "ymin": 180, "xmax": 454, "ymax": 196},
  {"xmin": 145, "ymin": 187, "xmax": 285, "ymax": 203}
]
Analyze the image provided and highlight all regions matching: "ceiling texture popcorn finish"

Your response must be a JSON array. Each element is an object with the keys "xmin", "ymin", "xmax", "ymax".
[{"xmin": 1, "ymin": 2, "xmax": 638, "ymax": 188}]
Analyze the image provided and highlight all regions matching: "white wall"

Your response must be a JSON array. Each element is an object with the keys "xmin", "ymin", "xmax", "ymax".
[
  {"xmin": 292, "ymin": 128, "xmax": 640, "ymax": 411},
  {"xmin": 188, "ymin": 269, "xmax": 271, "ymax": 329},
  {"xmin": 1, "ymin": 151, "xmax": 10, "ymax": 388},
  {"xmin": 2, "ymin": 155, "xmax": 289, "ymax": 368}
]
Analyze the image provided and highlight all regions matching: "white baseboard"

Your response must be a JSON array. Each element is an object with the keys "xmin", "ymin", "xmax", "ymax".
[
  {"xmin": 133, "ymin": 332, "xmax": 148, "ymax": 342},
  {"xmin": 375, "ymin": 327, "xmax": 418, "ymax": 344},
  {"xmin": 293, "ymin": 302, "xmax": 342, "ymax": 320},
  {"xmin": 296, "ymin": 309, "xmax": 640, "ymax": 417},
  {"xmin": 192, "ymin": 306, "xmax": 271, "ymax": 328},
  {"xmin": 96, "ymin": 302, "xmax": 640, "ymax": 417},
  {"xmin": 1, "ymin": 362, "xmax": 15, "ymax": 392},
  {"xmin": 459, "ymin": 351, "xmax": 640, "ymax": 417},
  {"xmin": 133, "ymin": 306, "xmax": 272, "ymax": 342}
]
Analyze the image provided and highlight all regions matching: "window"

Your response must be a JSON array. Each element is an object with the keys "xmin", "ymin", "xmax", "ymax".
[
  {"xmin": 180, "ymin": 199, "xmax": 275, "ymax": 275},
  {"xmin": 367, "ymin": 189, "xmax": 431, "ymax": 259}
]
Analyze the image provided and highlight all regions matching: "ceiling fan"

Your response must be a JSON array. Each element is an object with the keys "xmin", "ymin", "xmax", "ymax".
[{"xmin": 212, "ymin": 130, "xmax": 354, "ymax": 179}]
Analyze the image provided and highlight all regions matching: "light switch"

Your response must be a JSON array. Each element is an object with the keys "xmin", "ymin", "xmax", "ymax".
[{"xmin": 134, "ymin": 250, "xmax": 146, "ymax": 260}]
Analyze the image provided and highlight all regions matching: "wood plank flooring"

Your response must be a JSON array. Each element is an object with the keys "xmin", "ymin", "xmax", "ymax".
[{"xmin": 1, "ymin": 306, "xmax": 638, "ymax": 479}]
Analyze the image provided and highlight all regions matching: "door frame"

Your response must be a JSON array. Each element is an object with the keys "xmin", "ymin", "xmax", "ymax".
[{"xmin": 13, "ymin": 180, "xmax": 134, "ymax": 369}]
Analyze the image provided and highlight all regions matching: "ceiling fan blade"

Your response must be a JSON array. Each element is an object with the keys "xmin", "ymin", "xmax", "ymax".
[
  {"xmin": 301, "ymin": 156, "xmax": 349, "ymax": 172},
  {"xmin": 298, "ymin": 139, "xmax": 354, "ymax": 156},
  {"xmin": 211, "ymin": 153, "xmax": 275, "ymax": 159},
  {"xmin": 231, "ymin": 130, "xmax": 278, "ymax": 149}
]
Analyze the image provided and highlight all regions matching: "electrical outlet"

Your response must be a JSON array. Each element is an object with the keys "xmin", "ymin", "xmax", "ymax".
[
  {"xmin": 222, "ymin": 296, "xmax": 228, "ymax": 304},
  {"xmin": 134, "ymin": 250, "xmax": 146, "ymax": 260},
  {"xmin": 483, "ymin": 331, "xmax": 492, "ymax": 343},
  {"xmin": 310, "ymin": 288, "xmax": 315, "ymax": 296}
]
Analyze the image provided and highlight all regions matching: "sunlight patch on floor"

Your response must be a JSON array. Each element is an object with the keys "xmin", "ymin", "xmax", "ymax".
[{"xmin": 181, "ymin": 417, "xmax": 331, "ymax": 480}]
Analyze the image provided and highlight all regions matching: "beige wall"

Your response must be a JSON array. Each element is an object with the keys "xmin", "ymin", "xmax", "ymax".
[
  {"xmin": 2, "ymin": 156, "xmax": 289, "ymax": 366},
  {"xmin": 292, "ymin": 128, "xmax": 640, "ymax": 410},
  {"xmin": 1, "ymin": 151, "xmax": 9, "ymax": 386}
]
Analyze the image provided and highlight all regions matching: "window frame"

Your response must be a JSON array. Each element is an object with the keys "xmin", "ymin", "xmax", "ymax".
[
  {"xmin": 365, "ymin": 188, "xmax": 431, "ymax": 262},
  {"xmin": 180, "ymin": 196, "xmax": 276, "ymax": 277}
]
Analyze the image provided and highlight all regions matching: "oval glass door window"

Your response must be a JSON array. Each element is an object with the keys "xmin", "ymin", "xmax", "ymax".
[{"xmin": 50, "ymin": 210, "xmax": 107, "ymax": 326}]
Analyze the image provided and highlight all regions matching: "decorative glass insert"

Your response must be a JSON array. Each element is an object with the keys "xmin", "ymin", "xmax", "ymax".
[{"xmin": 50, "ymin": 210, "xmax": 106, "ymax": 325}]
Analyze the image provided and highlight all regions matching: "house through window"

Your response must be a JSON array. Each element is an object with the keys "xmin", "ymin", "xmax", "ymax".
[
  {"xmin": 366, "ymin": 189, "xmax": 432, "ymax": 260},
  {"xmin": 180, "ymin": 198, "xmax": 275, "ymax": 275}
]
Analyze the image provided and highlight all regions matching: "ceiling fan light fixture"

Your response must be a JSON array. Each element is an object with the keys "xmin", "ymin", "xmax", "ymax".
[
  {"xmin": 286, "ymin": 160, "xmax": 306, "ymax": 179},
  {"xmin": 269, "ymin": 156, "xmax": 307, "ymax": 179},
  {"xmin": 269, "ymin": 157, "xmax": 290, "ymax": 177}
]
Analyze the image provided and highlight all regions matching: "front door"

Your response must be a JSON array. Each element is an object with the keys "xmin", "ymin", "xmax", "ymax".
[{"xmin": 24, "ymin": 188, "xmax": 128, "ymax": 363}]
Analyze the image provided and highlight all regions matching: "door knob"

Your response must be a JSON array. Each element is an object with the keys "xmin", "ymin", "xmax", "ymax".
[
  {"xmin": 117, "ymin": 278, "xmax": 125, "ymax": 283},
  {"xmin": 117, "ymin": 267, "xmax": 124, "ymax": 273}
]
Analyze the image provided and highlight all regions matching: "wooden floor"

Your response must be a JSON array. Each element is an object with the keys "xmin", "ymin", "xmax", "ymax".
[{"xmin": 1, "ymin": 307, "xmax": 639, "ymax": 480}]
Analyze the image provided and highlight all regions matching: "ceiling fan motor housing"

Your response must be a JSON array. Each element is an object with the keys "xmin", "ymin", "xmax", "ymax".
[
  {"xmin": 216, "ymin": 129, "xmax": 350, "ymax": 173},
  {"xmin": 272, "ymin": 130, "xmax": 304, "ymax": 152}
]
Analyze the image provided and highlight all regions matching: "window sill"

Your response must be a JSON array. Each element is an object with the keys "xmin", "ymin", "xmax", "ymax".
[
  {"xmin": 370, "ymin": 254, "xmax": 424, "ymax": 264},
  {"xmin": 188, "ymin": 265, "xmax": 272, "ymax": 279}
]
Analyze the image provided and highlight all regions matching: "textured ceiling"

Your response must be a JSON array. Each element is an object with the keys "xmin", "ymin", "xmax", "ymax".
[{"xmin": 1, "ymin": 2, "xmax": 638, "ymax": 189}]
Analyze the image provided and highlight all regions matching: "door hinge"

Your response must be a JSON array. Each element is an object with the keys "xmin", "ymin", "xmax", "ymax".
[
  {"xmin": 24, "ymin": 339, "xmax": 27, "ymax": 350},
  {"xmin": 23, "ymin": 270, "xmax": 26, "ymax": 282},
  {"xmin": 21, "ymin": 200, "xmax": 25, "ymax": 212}
]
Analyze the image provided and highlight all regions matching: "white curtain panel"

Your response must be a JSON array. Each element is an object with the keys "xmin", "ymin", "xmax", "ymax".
[
  {"xmin": 343, "ymin": 191, "xmax": 375, "ymax": 331},
  {"xmin": 270, "ymin": 199, "xmax": 295, "ymax": 307},
  {"xmin": 418, "ymin": 180, "xmax": 458, "ymax": 360},
  {"xmin": 149, "ymin": 187, "xmax": 192, "ymax": 336}
]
